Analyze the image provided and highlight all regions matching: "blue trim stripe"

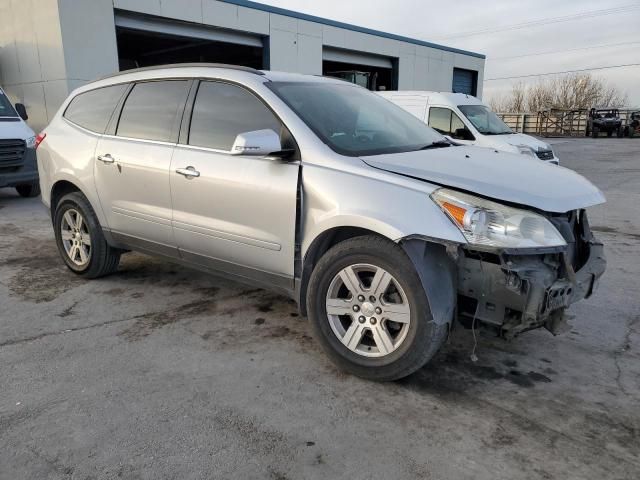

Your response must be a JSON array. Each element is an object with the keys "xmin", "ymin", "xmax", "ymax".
[{"xmin": 218, "ymin": 0, "xmax": 486, "ymax": 59}]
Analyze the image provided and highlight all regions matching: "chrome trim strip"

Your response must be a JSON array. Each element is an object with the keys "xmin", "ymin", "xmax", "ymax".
[
  {"xmin": 173, "ymin": 220, "xmax": 281, "ymax": 251},
  {"xmin": 112, "ymin": 206, "xmax": 172, "ymax": 226}
]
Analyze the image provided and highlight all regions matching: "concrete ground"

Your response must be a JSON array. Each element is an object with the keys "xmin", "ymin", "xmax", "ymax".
[{"xmin": 1, "ymin": 138, "xmax": 638, "ymax": 480}]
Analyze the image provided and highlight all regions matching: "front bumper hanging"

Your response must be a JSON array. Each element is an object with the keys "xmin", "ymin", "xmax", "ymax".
[{"xmin": 456, "ymin": 211, "xmax": 606, "ymax": 337}]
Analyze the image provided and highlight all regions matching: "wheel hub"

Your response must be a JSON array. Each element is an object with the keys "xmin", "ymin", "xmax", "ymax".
[
  {"xmin": 360, "ymin": 301, "xmax": 375, "ymax": 317},
  {"xmin": 325, "ymin": 263, "xmax": 411, "ymax": 358}
]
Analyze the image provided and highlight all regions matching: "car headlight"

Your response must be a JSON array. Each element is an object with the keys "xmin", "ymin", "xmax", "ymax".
[
  {"xmin": 431, "ymin": 188, "xmax": 567, "ymax": 248},
  {"xmin": 517, "ymin": 145, "xmax": 536, "ymax": 157},
  {"xmin": 25, "ymin": 136, "xmax": 36, "ymax": 149}
]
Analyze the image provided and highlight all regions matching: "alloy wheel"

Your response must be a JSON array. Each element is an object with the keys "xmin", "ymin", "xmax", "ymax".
[
  {"xmin": 60, "ymin": 208, "xmax": 92, "ymax": 267},
  {"xmin": 325, "ymin": 263, "xmax": 411, "ymax": 357}
]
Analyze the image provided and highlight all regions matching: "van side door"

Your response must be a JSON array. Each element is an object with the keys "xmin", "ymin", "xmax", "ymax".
[
  {"xmin": 169, "ymin": 80, "xmax": 299, "ymax": 291},
  {"xmin": 94, "ymin": 80, "xmax": 191, "ymax": 255}
]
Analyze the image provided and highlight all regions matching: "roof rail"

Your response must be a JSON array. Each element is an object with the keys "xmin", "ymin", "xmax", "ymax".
[{"xmin": 96, "ymin": 63, "xmax": 265, "ymax": 81}]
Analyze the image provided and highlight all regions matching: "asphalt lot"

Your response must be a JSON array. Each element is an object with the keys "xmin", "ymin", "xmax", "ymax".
[{"xmin": 1, "ymin": 137, "xmax": 639, "ymax": 480}]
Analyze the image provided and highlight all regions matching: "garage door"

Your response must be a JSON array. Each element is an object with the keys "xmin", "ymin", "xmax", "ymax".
[
  {"xmin": 114, "ymin": 11, "xmax": 265, "ymax": 70},
  {"xmin": 323, "ymin": 48, "xmax": 393, "ymax": 69},
  {"xmin": 322, "ymin": 48, "xmax": 396, "ymax": 91},
  {"xmin": 452, "ymin": 68, "xmax": 477, "ymax": 96},
  {"xmin": 115, "ymin": 11, "xmax": 263, "ymax": 47}
]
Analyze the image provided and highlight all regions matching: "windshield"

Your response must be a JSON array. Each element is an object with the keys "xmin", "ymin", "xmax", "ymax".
[
  {"xmin": 458, "ymin": 104, "xmax": 512, "ymax": 135},
  {"xmin": 0, "ymin": 90, "xmax": 18, "ymax": 118},
  {"xmin": 268, "ymin": 82, "xmax": 445, "ymax": 156}
]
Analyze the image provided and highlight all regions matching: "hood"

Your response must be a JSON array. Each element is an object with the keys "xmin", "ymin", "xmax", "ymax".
[
  {"xmin": 0, "ymin": 117, "xmax": 35, "ymax": 140},
  {"xmin": 498, "ymin": 133, "xmax": 550, "ymax": 151},
  {"xmin": 362, "ymin": 146, "xmax": 605, "ymax": 213}
]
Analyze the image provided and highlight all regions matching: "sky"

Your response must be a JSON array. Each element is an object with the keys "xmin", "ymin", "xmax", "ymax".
[{"xmin": 254, "ymin": 0, "xmax": 640, "ymax": 106}]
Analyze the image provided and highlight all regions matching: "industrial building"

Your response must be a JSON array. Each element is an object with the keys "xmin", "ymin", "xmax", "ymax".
[{"xmin": 0, "ymin": 0, "xmax": 485, "ymax": 130}]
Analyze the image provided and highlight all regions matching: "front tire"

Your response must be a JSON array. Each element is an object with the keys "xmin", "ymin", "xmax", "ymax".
[
  {"xmin": 307, "ymin": 235, "xmax": 448, "ymax": 381},
  {"xmin": 15, "ymin": 181, "xmax": 40, "ymax": 198},
  {"xmin": 53, "ymin": 192, "xmax": 121, "ymax": 278}
]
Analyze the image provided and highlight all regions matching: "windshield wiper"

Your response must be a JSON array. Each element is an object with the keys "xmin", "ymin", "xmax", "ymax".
[{"xmin": 418, "ymin": 140, "xmax": 452, "ymax": 150}]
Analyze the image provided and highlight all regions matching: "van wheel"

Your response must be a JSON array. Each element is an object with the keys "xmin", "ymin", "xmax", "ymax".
[
  {"xmin": 15, "ymin": 181, "xmax": 40, "ymax": 198},
  {"xmin": 307, "ymin": 235, "xmax": 448, "ymax": 381},
  {"xmin": 53, "ymin": 192, "xmax": 121, "ymax": 278}
]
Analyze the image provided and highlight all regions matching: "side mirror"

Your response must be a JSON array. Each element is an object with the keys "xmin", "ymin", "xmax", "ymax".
[
  {"xmin": 453, "ymin": 128, "xmax": 474, "ymax": 141},
  {"xmin": 15, "ymin": 103, "xmax": 28, "ymax": 121},
  {"xmin": 231, "ymin": 129, "xmax": 285, "ymax": 157}
]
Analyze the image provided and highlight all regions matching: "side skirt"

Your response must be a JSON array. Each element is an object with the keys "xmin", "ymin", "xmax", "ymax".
[{"xmin": 107, "ymin": 230, "xmax": 296, "ymax": 299}]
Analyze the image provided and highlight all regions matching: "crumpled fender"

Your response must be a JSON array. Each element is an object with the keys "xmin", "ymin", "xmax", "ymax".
[{"xmin": 401, "ymin": 238, "xmax": 458, "ymax": 326}]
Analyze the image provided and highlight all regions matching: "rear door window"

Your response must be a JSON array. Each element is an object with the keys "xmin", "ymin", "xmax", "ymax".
[
  {"xmin": 188, "ymin": 81, "xmax": 282, "ymax": 151},
  {"xmin": 117, "ymin": 80, "xmax": 190, "ymax": 143},
  {"xmin": 64, "ymin": 84, "xmax": 128, "ymax": 133}
]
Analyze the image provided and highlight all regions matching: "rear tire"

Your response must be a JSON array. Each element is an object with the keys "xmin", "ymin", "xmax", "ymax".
[
  {"xmin": 591, "ymin": 126, "xmax": 599, "ymax": 138},
  {"xmin": 15, "ymin": 181, "xmax": 40, "ymax": 198},
  {"xmin": 616, "ymin": 127, "xmax": 623, "ymax": 138},
  {"xmin": 307, "ymin": 235, "xmax": 448, "ymax": 381},
  {"xmin": 607, "ymin": 130, "xmax": 613, "ymax": 137},
  {"xmin": 53, "ymin": 192, "xmax": 121, "ymax": 278}
]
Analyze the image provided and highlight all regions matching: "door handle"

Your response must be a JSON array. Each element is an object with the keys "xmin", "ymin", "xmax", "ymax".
[
  {"xmin": 175, "ymin": 166, "xmax": 200, "ymax": 178},
  {"xmin": 97, "ymin": 153, "xmax": 115, "ymax": 164}
]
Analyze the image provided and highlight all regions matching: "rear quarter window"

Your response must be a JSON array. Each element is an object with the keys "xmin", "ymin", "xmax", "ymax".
[{"xmin": 64, "ymin": 84, "xmax": 128, "ymax": 133}]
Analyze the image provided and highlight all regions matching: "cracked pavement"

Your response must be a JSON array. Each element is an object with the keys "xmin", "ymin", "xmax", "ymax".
[{"xmin": 0, "ymin": 138, "xmax": 639, "ymax": 479}]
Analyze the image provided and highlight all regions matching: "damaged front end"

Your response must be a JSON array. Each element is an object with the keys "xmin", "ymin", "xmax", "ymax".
[{"xmin": 456, "ymin": 209, "xmax": 605, "ymax": 337}]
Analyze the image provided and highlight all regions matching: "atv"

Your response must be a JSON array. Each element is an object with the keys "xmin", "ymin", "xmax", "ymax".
[
  {"xmin": 624, "ymin": 111, "xmax": 640, "ymax": 138},
  {"xmin": 586, "ymin": 108, "xmax": 623, "ymax": 138}
]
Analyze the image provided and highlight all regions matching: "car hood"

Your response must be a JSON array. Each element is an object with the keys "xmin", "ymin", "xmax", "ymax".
[
  {"xmin": 361, "ymin": 146, "xmax": 605, "ymax": 213},
  {"xmin": 496, "ymin": 133, "xmax": 550, "ymax": 151},
  {"xmin": 0, "ymin": 117, "xmax": 34, "ymax": 140}
]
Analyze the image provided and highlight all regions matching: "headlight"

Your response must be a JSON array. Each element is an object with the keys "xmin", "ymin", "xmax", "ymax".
[
  {"xmin": 517, "ymin": 145, "xmax": 536, "ymax": 157},
  {"xmin": 431, "ymin": 188, "xmax": 567, "ymax": 248},
  {"xmin": 25, "ymin": 136, "xmax": 36, "ymax": 149}
]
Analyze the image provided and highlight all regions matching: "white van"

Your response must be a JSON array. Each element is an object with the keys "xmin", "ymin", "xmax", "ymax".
[
  {"xmin": 378, "ymin": 91, "xmax": 559, "ymax": 164},
  {"xmin": 0, "ymin": 86, "xmax": 40, "ymax": 197}
]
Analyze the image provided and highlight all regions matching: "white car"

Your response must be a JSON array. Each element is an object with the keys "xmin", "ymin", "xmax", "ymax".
[
  {"xmin": 0, "ymin": 86, "xmax": 40, "ymax": 197},
  {"xmin": 378, "ymin": 91, "xmax": 560, "ymax": 164}
]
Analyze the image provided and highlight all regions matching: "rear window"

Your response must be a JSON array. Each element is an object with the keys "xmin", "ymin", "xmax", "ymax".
[
  {"xmin": 64, "ymin": 84, "xmax": 128, "ymax": 133},
  {"xmin": 116, "ymin": 80, "xmax": 189, "ymax": 143}
]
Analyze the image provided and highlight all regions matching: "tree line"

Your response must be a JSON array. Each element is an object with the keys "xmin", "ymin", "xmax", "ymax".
[{"xmin": 488, "ymin": 73, "xmax": 628, "ymax": 113}]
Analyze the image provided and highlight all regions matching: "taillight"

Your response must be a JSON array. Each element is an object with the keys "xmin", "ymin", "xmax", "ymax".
[{"xmin": 35, "ymin": 132, "xmax": 46, "ymax": 149}]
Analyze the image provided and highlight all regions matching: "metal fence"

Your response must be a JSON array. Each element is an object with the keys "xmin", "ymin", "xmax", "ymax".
[{"xmin": 496, "ymin": 109, "xmax": 639, "ymax": 137}]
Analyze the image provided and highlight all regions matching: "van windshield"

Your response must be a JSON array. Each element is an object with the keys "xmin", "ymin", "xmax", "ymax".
[
  {"xmin": 268, "ymin": 82, "xmax": 446, "ymax": 156},
  {"xmin": 458, "ymin": 104, "xmax": 512, "ymax": 135},
  {"xmin": 0, "ymin": 90, "xmax": 18, "ymax": 118}
]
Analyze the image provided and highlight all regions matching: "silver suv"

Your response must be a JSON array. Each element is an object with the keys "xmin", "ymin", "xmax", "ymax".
[{"xmin": 37, "ymin": 64, "xmax": 606, "ymax": 381}]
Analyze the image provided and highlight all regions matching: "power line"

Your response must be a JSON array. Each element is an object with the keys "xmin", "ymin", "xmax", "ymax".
[
  {"xmin": 489, "ymin": 41, "xmax": 640, "ymax": 61},
  {"xmin": 485, "ymin": 63, "xmax": 640, "ymax": 81},
  {"xmin": 433, "ymin": 4, "xmax": 640, "ymax": 40}
]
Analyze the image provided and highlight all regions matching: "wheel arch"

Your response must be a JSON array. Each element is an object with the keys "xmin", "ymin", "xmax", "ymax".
[
  {"xmin": 50, "ymin": 180, "xmax": 85, "ymax": 221},
  {"xmin": 296, "ymin": 226, "xmax": 392, "ymax": 316}
]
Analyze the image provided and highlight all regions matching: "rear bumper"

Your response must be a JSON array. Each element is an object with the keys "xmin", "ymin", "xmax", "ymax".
[
  {"xmin": 0, "ymin": 148, "xmax": 38, "ymax": 188},
  {"xmin": 456, "ymin": 236, "xmax": 606, "ymax": 337}
]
